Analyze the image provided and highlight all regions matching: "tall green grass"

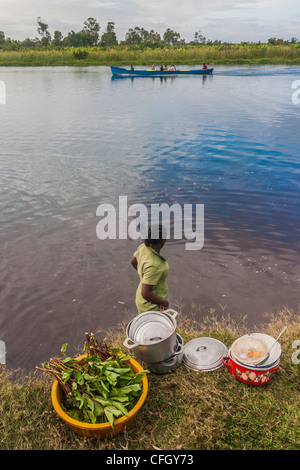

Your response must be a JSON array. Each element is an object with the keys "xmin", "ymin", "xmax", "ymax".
[{"xmin": 0, "ymin": 44, "xmax": 300, "ymax": 66}]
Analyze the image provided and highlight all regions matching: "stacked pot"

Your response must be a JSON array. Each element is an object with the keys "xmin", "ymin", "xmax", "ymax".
[
  {"xmin": 123, "ymin": 309, "xmax": 183, "ymax": 374},
  {"xmin": 222, "ymin": 333, "xmax": 282, "ymax": 386},
  {"xmin": 123, "ymin": 309, "xmax": 229, "ymax": 375}
]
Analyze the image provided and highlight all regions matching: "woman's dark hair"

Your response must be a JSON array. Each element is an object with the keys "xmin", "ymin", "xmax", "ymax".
[{"xmin": 145, "ymin": 224, "xmax": 164, "ymax": 247}]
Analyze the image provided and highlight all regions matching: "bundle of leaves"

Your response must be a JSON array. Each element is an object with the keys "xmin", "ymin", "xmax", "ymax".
[{"xmin": 37, "ymin": 333, "xmax": 148, "ymax": 429}]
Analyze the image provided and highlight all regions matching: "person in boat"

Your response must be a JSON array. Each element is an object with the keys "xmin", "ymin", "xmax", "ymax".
[
  {"xmin": 164, "ymin": 65, "xmax": 168, "ymax": 70},
  {"xmin": 160, "ymin": 65, "xmax": 164, "ymax": 71},
  {"xmin": 131, "ymin": 224, "xmax": 169, "ymax": 314},
  {"xmin": 169, "ymin": 64, "xmax": 176, "ymax": 71},
  {"xmin": 130, "ymin": 65, "xmax": 134, "ymax": 71},
  {"xmin": 151, "ymin": 64, "xmax": 156, "ymax": 70},
  {"xmin": 202, "ymin": 63, "xmax": 208, "ymax": 70}
]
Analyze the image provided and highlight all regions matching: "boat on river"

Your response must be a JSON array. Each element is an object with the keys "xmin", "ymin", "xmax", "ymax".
[{"xmin": 111, "ymin": 66, "xmax": 214, "ymax": 77}]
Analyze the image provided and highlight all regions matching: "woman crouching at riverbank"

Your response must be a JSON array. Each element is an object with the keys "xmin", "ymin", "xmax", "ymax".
[{"xmin": 131, "ymin": 225, "xmax": 169, "ymax": 314}]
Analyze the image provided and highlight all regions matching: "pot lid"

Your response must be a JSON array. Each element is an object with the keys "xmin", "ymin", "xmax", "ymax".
[
  {"xmin": 133, "ymin": 319, "xmax": 173, "ymax": 345},
  {"xmin": 182, "ymin": 337, "xmax": 228, "ymax": 371}
]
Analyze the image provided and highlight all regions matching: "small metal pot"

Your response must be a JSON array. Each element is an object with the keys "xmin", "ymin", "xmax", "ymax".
[
  {"xmin": 145, "ymin": 334, "xmax": 184, "ymax": 375},
  {"xmin": 123, "ymin": 309, "xmax": 178, "ymax": 363}
]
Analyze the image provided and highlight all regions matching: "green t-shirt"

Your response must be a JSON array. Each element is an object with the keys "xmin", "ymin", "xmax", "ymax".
[{"xmin": 134, "ymin": 243, "xmax": 169, "ymax": 314}]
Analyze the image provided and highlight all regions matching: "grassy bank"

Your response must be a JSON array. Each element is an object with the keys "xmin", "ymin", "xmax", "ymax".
[
  {"xmin": 1, "ymin": 44, "xmax": 300, "ymax": 66},
  {"xmin": 0, "ymin": 306, "xmax": 299, "ymax": 450}
]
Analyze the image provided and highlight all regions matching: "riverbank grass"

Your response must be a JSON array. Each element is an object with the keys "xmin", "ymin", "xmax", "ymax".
[
  {"xmin": 0, "ymin": 44, "xmax": 300, "ymax": 66},
  {"xmin": 0, "ymin": 307, "xmax": 299, "ymax": 450}
]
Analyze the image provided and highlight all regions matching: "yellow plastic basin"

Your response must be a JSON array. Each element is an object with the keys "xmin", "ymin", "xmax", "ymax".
[{"xmin": 51, "ymin": 354, "xmax": 148, "ymax": 438}]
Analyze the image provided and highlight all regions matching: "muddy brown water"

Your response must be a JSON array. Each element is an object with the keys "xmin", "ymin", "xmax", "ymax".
[{"xmin": 0, "ymin": 66, "xmax": 299, "ymax": 371}]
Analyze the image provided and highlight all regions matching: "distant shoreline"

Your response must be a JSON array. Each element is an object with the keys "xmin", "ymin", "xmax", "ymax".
[{"xmin": 1, "ymin": 44, "xmax": 300, "ymax": 67}]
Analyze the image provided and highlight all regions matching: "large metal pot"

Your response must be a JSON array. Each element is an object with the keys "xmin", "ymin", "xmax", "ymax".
[
  {"xmin": 145, "ymin": 334, "xmax": 184, "ymax": 375},
  {"xmin": 123, "ymin": 309, "xmax": 178, "ymax": 363}
]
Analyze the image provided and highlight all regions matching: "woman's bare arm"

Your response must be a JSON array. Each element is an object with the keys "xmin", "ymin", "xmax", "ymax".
[
  {"xmin": 131, "ymin": 256, "xmax": 137, "ymax": 270},
  {"xmin": 141, "ymin": 283, "xmax": 169, "ymax": 309}
]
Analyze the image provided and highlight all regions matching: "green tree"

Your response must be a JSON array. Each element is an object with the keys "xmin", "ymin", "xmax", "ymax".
[
  {"xmin": 268, "ymin": 37, "xmax": 284, "ymax": 45},
  {"xmin": 163, "ymin": 28, "xmax": 181, "ymax": 46},
  {"xmin": 125, "ymin": 27, "xmax": 144, "ymax": 45},
  {"xmin": 20, "ymin": 37, "xmax": 39, "ymax": 48},
  {"xmin": 52, "ymin": 30, "xmax": 63, "ymax": 47},
  {"xmin": 194, "ymin": 30, "xmax": 206, "ymax": 44},
  {"xmin": 3, "ymin": 38, "xmax": 20, "ymax": 50},
  {"xmin": 37, "ymin": 16, "xmax": 51, "ymax": 45},
  {"xmin": 82, "ymin": 17, "xmax": 100, "ymax": 46},
  {"xmin": 99, "ymin": 22, "xmax": 118, "ymax": 46},
  {"xmin": 148, "ymin": 29, "xmax": 161, "ymax": 45},
  {"xmin": 124, "ymin": 26, "xmax": 161, "ymax": 47},
  {"xmin": 0, "ymin": 31, "xmax": 5, "ymax": 48},
  {"xmin": 62, "ymin": 30, "xmax": 85, "ymax": 47}
]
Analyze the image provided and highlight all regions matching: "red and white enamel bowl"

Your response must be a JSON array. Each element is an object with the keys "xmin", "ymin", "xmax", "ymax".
[{"xmin": 222, "ymin": 333, "xmax": 281, "ymax": 386}]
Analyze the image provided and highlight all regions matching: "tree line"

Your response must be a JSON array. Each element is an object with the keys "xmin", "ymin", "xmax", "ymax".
[{"xmin": 0, "ymin": 17, "xmax": 299, "ymax": 50}]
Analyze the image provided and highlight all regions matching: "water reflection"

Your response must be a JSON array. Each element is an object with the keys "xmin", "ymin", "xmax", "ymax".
[
  {"xmin": 0, "ymin": 65, "xmax": 299, "ymax": 371},
  {"xmin": 111, "ymin": 73, "xmax": 212, "ymax": 87}
]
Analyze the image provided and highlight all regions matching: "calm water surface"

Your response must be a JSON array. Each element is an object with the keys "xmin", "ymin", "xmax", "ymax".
[{"xmin": 0, "ymin": 65, "xmax": 299, "ymax": 371}]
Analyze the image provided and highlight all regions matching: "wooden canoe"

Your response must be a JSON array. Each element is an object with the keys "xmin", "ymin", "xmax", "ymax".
[{"xmin": 111, "ymin": 66, "xmax": 214, "ymax": 77}]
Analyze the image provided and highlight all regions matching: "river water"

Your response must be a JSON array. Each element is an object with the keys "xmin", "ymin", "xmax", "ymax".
[{"xmin": 0, "ymin": 65, "xmax": 299, "ymax": 371}]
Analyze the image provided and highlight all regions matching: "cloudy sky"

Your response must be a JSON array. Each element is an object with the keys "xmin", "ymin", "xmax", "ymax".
[{"xmin": 0, "ymin": 0, "xmax": 299, "ymax": 43}]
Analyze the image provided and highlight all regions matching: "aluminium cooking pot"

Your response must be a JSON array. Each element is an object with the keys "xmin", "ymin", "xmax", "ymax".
[
  {"xmin": 123, "ymin": 309, "xmax": 178, "ymax": 363},
  {"xmin": 145, "ymin": 333, "xmax": 184, "ymax": 375}
]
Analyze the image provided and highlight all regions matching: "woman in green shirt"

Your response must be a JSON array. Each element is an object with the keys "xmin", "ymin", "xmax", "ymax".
[{"xmin": 131, "ymin": 225, "xmax": 169, "ymax": 313}]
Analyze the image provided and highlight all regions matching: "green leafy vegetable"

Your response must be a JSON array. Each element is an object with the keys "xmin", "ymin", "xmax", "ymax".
[{"xmin": 37, "ymin": 333, "xmax": 148, "ymax": 430}]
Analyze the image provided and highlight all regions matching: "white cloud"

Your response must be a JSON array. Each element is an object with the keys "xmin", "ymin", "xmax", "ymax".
[
  {"xmin": 0, "ymin": 0, "xmax": 299, "ymax": 42},
  {"xmin": 235, "ymin": 0, "xmax": 290, "ymax": 7}
]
